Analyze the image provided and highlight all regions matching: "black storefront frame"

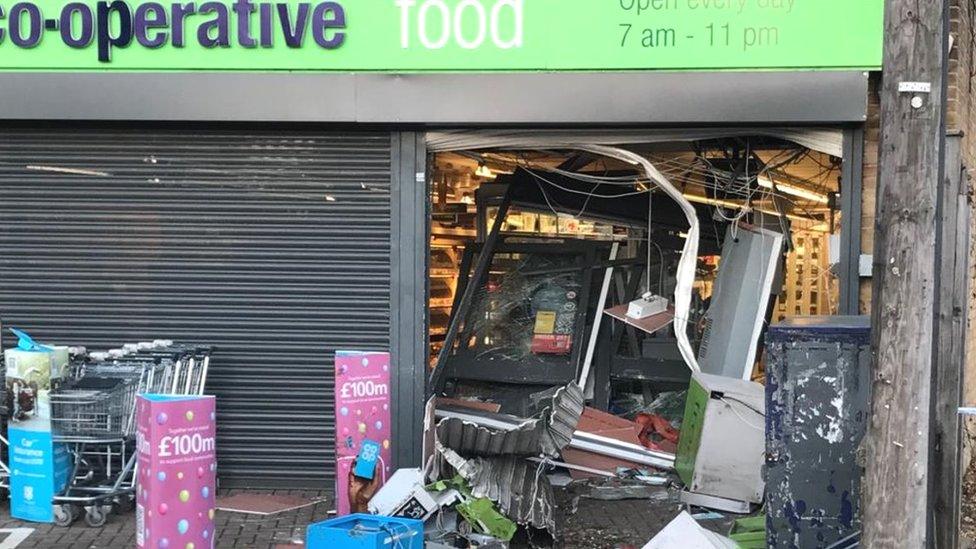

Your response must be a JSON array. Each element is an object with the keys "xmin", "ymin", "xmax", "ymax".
[
  {"xmin": 0, "ymin": 70, "xmax": 871, "ymax": 475},
  {"xmin": 390, "ymin": 132, "xmax": 429, "ymax": 472}
]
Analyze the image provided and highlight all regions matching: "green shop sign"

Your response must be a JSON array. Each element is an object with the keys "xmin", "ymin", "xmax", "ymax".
[{"xmin": 0, "ymin": 0, "xmax": 883, "ymax": 71}]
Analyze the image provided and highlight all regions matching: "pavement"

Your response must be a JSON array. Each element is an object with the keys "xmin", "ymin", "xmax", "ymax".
[
  {"xmin": 0, "ymin": 482, "xmax": 731, "ymax": 548},
  {"xmin": 0, "ymin": 489, "xmax": 333, "ymax": 549},
  {"xmin": 554, "ymin": 480, "xmax": 736, "ymax": 549}
]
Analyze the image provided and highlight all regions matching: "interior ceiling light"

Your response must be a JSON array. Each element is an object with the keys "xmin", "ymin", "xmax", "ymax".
[
  {"xmin": 756, "ymin": 175, "xmax": 829, "ymax": 204},
  {"xmin": 475, "ymin": 162, "xmax": 495, "ymax": 179},
  {"xmin": 684, "ymin": 194, "xmax": 821, "ymax": 228}
]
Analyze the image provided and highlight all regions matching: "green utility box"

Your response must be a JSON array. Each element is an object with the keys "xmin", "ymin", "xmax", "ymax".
[{"xmin": 675, "ymin": 372, "xmax": 765, "ymax": 506}]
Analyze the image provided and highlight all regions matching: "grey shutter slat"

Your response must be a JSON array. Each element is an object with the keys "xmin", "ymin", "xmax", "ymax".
[{"xmin": 0, "ymin": 129, "xmax": 392, "ymax": 487}]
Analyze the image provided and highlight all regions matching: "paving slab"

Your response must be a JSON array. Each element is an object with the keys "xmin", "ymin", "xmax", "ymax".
[{"xmin": 0, "ymin": 489, "xmax": 333, "ymax": 549}]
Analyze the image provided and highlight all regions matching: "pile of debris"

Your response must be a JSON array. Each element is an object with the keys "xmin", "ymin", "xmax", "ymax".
[
  {"xmin": 312, "ymin": 311, "xmax": 871, "ymax": 548},
  {"xmin": 313, "ymin": 375, "xmax": 767, "ymax": 548},
  {"xmin": 376, "ymin": 383, "xmax": 589, "ymax": 546}
]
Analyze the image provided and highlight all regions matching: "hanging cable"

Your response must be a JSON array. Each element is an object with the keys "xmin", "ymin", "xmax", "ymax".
[
  {"xmin": 578, "ymin": 145, "xmax": 702, "ymax": 374},
  {"xmin": 646, "ymin": 187, "xmax": 653, "ymax": 294}
]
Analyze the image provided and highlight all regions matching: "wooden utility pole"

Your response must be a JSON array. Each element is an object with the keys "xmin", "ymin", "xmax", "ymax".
[{"xmin": 862, "ymin": 0, "xmax": 948, "ymax": 547}]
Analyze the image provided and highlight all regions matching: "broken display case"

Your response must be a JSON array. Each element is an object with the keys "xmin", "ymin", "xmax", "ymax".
[{"xmin": 437, "ymin": 237, "xmax": 610, "ymax": 415}]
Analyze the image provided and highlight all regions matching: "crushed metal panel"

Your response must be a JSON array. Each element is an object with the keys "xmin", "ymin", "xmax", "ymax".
[
  {"xmin": 547, "ymin": 383, "xmax": 586, "ymax": 449},
  {"xmin": 436, "ymin": 444, "xmax": 555, "ymax": 533},
  {"xmin": 434, "ymin": 403, "xmax": 675, "ymax": 471},
  {"xmin": 436, "ymin": 383, "xmax": 584, "ymax": 458},
  {"xmin": 431, "ymin": 383, "xmax": 583, "ymax": 533}
]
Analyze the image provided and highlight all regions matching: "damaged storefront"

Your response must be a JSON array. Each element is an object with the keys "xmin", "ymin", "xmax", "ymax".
[
  {"xmin": 0, "ymin": 0, "xmax": 893, "ymax": 546},
  {"xmin": 418, "ymin": 130, "xmax": 872, "ymax": 547}
]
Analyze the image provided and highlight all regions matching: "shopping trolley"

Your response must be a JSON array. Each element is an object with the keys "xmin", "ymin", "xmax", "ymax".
[
  {"xmin": 49, "ymin": 375, "xmax": 140, "ymax": 527},
  {"xmin": 46, "ymin": 341, "xmax": 211, "ymax": 527},
  {"xmin": 51, "ymin": 377, "xmax": 137, "ymax": 440}
]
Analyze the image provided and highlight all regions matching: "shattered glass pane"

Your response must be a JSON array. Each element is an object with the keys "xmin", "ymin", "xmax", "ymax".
[{"xmin": 463, "ymin": 252, "xmax": 583, "ymax": 365}]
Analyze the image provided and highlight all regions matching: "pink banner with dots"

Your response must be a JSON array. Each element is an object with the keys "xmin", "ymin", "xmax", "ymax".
[
  {"xmin": 334, "ymin": 351, "xmax": 392, "ymax": 516},
  {"xmin": 136, "ymin": 394, "xmax": 217, "ymax": 549}
]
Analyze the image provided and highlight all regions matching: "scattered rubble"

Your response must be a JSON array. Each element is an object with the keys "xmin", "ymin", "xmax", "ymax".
[{"xmin": 308, "ymin": 345, "xmax": 855, "ymax": 549}]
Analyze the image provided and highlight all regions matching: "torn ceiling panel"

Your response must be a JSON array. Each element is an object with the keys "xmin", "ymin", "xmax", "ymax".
[{"xmin": 425, "ymin": 128, "xmax": 844, "ymax": 158}]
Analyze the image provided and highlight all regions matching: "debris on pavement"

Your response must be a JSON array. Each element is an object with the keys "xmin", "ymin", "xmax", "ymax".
[
  {"xmin": 616, "ymin": 468, "xmax": 669, "ymax": 486},
  {"xmin": 679, "ymin": 489, "xmax": 752, "ymax": 515},
  {"xmin": 350, "ymin": 374, "xmax": 773, "ymax": 547},
  {"xmin": 728, "ymin": 515, "xmax": 767, "ymax": 549},
  {"xmin": 367, "ymin": 468, "xmax": 459, "ymax": 520},
  {"xmin": 435, "ymin": 444, "xmax": 556, "ymax": 534},
  {"xmin": 430, "ymin": 383, "xmax": 586, "ymax": 536},
  {"xmin": 577, "ymin": 479, "xmax": 674, "ymax": 502},
  {"xmin": 455, "ymin": 496, "xmax": 518, "ymax": 541},
  {"xmin": 641, "ymin": 511, "xmax": 738, "ymax": 549}
]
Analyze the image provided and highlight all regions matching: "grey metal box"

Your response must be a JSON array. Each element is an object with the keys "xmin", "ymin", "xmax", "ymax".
[
  {"xmin": 698, "ymin": 225, "xmax": 784, "ymax": 380},
  {"xmin": 676, "ymin": 372, "xmax": 766, "ymax": 506}
]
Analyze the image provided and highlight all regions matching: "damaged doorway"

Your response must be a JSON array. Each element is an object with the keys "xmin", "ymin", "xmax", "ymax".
[
  {"xmin": 428, "ymin": 136, "xmax": 844, "ymax": 407},
  {"xmin": 418, "ymin": 131, "xmax": 861, "ymax": 544}
]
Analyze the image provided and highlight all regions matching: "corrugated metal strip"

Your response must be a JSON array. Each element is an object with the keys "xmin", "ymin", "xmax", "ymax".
[{"xmin": 0, "ymin": 129, "xmax": 392, "ymax": 486}]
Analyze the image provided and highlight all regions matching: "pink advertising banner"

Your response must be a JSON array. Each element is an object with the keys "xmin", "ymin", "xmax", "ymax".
[
  {"xmin": 334, "ymin": 351, "xmax": 392, "ymax": 516},
  {"xmin": 136, "ymin": 394, "xmax": 217, "ymax": 549}
]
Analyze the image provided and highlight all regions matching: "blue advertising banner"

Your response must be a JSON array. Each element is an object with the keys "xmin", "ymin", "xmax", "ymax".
[
  {"xmin": 8, "ymin": 429, "xmax": 71, "ymax": 523},
  {"xmin": 4, "ymin": 329, "xmax": 72, "ymax": 523}
]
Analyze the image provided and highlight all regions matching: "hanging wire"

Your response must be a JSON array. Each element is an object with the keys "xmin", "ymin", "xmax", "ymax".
[
  {"xmin": 483, "ymin": 145, "xmax": 833, "ymax": 231},
  {"xmin": 647, "ymin": 183, "xmax": 653, "ymax": 294}
]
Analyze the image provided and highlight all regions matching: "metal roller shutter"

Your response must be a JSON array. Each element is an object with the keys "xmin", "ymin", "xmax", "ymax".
[{"xmin": 0, "ymin": 128, "xmax": 392, "ymax": 487}]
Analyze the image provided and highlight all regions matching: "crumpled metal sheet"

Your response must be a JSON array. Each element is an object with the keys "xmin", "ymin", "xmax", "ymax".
[
  {"xmin": 436, "ymin": 443, "xmax": 555, "ymax": 533},
  {"xmin": 435, "ymin": 383, "xmax": 584, "ymax": 458}
]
